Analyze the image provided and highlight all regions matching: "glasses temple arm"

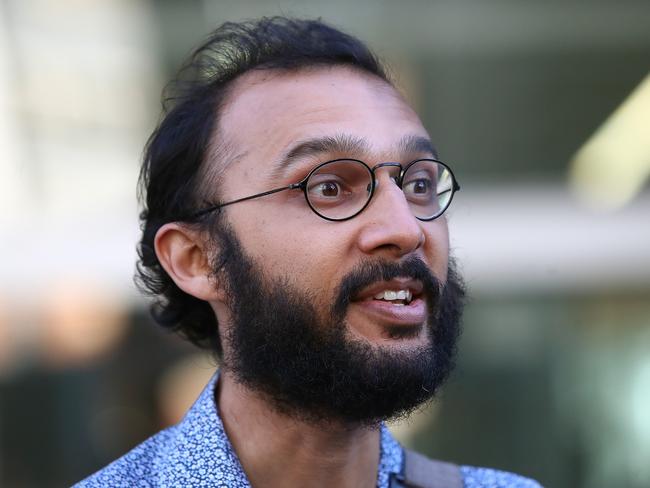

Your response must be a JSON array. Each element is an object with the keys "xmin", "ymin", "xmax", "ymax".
[{"xmin": 185, "ymin": 185, "xmax": 296, "ymax": 221}]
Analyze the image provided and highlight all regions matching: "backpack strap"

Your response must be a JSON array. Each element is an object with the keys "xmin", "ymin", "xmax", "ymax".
[{"xmin": 389, "ymin": 448, "xmax": 463, "ymax": 488}]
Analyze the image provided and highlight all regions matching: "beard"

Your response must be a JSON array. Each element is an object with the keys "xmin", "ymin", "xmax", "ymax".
[{"xmin": 212, "ymin": 223, "xmax": 465, "ymax": 426}]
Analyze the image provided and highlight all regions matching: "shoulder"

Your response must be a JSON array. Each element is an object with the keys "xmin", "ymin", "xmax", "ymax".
[
  {"xmin": 73, "ymin": 372, "xmax": 248, "ymax": 487},
  {"xmin": 461, "ymin": 465, "xmax": 543, "ymax": 488},
  {"xmin": 73, "ymin": 427, "xmax": 178, "ymax": 487}
]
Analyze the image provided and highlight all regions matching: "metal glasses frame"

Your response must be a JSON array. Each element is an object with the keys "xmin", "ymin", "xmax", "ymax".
[{"xmin": 185, "ymin": 158, "xmax": 461, "ymax": 222}]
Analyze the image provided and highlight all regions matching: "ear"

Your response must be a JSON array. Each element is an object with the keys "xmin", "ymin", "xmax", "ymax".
[{"xmin": 154, "ymin": 222, "xmax": 224, "ymax": 302}]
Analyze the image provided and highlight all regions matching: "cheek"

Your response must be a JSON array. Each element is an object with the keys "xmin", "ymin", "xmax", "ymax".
[
  {"xmin": 227, "ymin": 205, "xmax": 349, "ymax": 287},
  {"xmin": 423, "ymin": 221, "xmax": 450, "ymax": 278}
]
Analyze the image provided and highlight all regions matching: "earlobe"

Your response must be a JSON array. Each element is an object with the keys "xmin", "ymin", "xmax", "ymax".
[{"xmin": 154, "ymin": 223, "xmax": 223, "ymax": 301}]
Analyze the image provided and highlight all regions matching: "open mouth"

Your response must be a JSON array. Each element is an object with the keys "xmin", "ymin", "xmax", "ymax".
[
  {"xmin": 348, "ymin": 278, "xmax": 427, "ymax": 328},
  {"xmin": 351, "ymin": 277, "xmax": 424, "ymax": 306},
  {"xmin": 371, "ymin": 289, "xmax": 415, "ymax": 306}
]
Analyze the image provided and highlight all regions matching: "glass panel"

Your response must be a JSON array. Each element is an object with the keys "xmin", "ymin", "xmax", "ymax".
[
  {"xmin": 403, "ymin": 160, "xmax": 446, "ymax": 219},
  {"xmin": 306, "ymin": 160, "xmax": 372, "ymax": 220}
]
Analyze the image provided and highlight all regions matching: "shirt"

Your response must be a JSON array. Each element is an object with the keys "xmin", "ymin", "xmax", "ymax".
[{"xmin": 75, "ymin": 373, "xmax": 542, "ymax": 487}]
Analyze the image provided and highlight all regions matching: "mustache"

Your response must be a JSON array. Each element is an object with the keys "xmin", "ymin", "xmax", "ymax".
[{"xmin": 332, "ymin": 255, "xmax": 442, "ymax": 318}]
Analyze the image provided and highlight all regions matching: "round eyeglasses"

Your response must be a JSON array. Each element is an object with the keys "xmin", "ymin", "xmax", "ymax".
[{"xmin": 186, "ymin": 159, "xmax": 460, "ymax": 222}]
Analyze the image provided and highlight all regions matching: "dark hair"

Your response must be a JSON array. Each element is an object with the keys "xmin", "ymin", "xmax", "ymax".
[{"xmin": 136, "ymin": 17, "xmax": 390, "ymax": 357}]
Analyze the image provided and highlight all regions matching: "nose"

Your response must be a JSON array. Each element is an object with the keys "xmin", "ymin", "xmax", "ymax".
[{"xmin": 356, "ymin": 169, "xmax": 425, "ymax": 258}]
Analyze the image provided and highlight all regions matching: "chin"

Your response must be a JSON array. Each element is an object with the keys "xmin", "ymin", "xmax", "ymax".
[
  {"xmin": 384, "ymin": 322, "xmax": 426, "ymax": 339},
  {"xmin": 347, "ymin": 320, "xmax": 430, "ymax": 350}
]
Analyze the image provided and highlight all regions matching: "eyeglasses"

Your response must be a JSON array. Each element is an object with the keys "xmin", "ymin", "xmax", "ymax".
[{"xmin": 186, "ymin": 158, "xmax": 460, "ymax": 222}]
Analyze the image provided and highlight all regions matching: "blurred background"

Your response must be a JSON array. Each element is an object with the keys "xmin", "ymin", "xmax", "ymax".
[{"xmin": 1, "ymin": 1, "xmax": 649, "ymax": 487}]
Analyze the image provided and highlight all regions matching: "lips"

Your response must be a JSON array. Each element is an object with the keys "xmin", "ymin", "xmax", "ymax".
[
  {"xmin": 350, "ymin": 278, "xmax": 427, "ymax": 327},
  {"xmin": 351, "ymin": 278, "xmax": 424, "ymax": 303}
]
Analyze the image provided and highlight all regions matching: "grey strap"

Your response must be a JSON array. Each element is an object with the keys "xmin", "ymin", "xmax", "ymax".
[{"xmin": 391, "ymin": 448, "xmax": 463, "ymax": 488}]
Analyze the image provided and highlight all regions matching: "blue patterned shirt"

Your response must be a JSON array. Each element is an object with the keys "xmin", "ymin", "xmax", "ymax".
[{"xmin": 75, "ymin": 373, "xmax": 541, "ymax": 487}]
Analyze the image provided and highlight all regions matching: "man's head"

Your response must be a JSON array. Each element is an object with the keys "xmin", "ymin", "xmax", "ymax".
[{"xmin": 137, "ymin": 17, "xmax": 465, "ymax": 425}]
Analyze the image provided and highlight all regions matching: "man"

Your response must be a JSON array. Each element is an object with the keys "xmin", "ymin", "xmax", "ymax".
[{"xmin": 77, "ymin": 17, "xmax": 541, "ymax": 488}]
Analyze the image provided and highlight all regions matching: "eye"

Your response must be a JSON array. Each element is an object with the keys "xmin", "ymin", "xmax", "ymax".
[
  {"xmin": 403, "ymin": 177, "xmax": 433, "ymax": 196},
  {"xmin": 309, "ymin": 180, "xmax": 343, "ymax": 198}
]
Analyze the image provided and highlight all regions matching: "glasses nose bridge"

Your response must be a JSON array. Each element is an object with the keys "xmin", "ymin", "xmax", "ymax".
[{"xmin": 370, "ymin": 162, "xmax": 404, "ymax": 188}]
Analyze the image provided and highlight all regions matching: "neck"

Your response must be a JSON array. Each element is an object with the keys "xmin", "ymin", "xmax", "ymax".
[{"xmin": 217, "ymin": 370, "xmax": 381, "ymax": 488}]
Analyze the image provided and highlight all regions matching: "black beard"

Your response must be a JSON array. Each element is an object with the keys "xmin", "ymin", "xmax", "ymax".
[{"xmin": 213, "ymin": 223, "xmax": 465, "ymax": 426}]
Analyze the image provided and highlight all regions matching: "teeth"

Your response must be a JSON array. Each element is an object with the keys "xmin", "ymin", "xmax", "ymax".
[{"xmin": 373, "ymin": 289, "xmax": 413, "ymax": 303}]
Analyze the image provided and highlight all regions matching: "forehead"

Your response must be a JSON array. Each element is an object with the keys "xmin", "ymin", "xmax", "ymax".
[{"xmin": 216, "ymin": 67, "xmax": 429, "ymax": 173}]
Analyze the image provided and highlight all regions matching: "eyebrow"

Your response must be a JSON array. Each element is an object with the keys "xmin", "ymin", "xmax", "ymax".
[
  {"xmin": 398, "ymin": 134, "xmax": 439, "ymax": 159},
  {"xmin": 270, "ymin": 133, "xmax": 439, "ymax": 178}
]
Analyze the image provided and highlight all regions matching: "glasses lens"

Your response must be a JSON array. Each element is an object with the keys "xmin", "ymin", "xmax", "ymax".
[
  {"xmin": 305, "ymin": 160, "xmax": 373, "ymax": 220},
  {"xmin": 402, "ymin": 160, "xmax": 454, "ymax": 220}
]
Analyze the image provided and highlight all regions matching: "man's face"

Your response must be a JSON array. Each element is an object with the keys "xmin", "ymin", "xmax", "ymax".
[{"xmin": 208, "ymin": 67, "xmax": 463, "ymax": 423}]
